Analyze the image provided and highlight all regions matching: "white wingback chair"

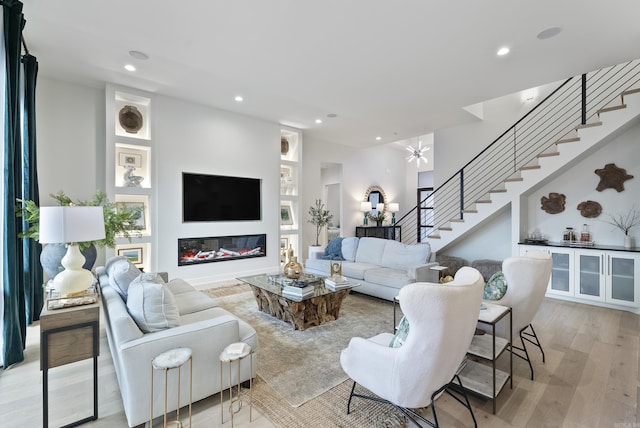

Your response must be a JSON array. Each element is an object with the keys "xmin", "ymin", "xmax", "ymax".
[
  {"xmin": 487, "ymin": 250, "xmax": 552, "ymax": 380},
  {"xmin": 340, "ymin": 267, "xmax": 484, "ymax": 427}
]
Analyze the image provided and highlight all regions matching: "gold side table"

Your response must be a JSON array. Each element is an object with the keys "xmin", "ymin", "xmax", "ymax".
[
  {"xmin": 219, "ymin": 343, "xmax": 254, "ymax": 427},
  {"xmin": 150, "ymin": 347, "xmax": 193, "ymax": 428}
]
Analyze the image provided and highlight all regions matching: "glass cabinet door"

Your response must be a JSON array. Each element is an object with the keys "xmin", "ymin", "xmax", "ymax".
[
  {"xmin": 549, "ymin": 249, "xmax": 574, "ymax": 296},
  {"xmin": 607, "ymin": 253, "xmax": 640, "ymax": 306},
  {"xmin": 574, "ymin": 250, "xmax": 604, "ymax": 301}
]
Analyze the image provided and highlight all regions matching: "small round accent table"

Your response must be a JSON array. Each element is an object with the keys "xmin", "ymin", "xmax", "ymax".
[
  {"xmin": 219, "ymin": 342, "xmax": 254, "ymax": 427},
  {"xmin": 150, "ymin": 347, "xmax": 193, "ymax": 428}
]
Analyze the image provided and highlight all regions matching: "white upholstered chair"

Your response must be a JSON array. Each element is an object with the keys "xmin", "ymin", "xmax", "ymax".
[
  {"xmin": 486, "ymin": 250, "xmax": 552, "ymax": 380},
  {"xmin": 340, "ymin": 267, "xmax": 484, "ymax": 427}
]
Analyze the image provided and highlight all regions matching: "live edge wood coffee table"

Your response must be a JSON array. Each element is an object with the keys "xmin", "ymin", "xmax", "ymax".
[{"xmin": 237, "ymin": 274, "xmax": 356, "ymax": 330}]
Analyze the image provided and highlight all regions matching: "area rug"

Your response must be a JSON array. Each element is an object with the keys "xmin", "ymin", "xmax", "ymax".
[{"xmin": 203, "ymin": 282, "xmax": 397, "ymax": 408}]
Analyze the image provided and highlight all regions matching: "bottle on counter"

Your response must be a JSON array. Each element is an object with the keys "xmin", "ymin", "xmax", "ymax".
[{"xmin": 581, "ymin": 224, "xmax": 591, "ymax": 242}]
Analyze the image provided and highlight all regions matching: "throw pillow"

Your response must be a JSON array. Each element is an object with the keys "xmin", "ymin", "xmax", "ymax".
[
  {"xmin": 389, "ymin": 316, "xmax": 410, "ymax": 348},
  {"xmin": 126, "ymin": 273, "xmax": 180, "ymax": 333},
  {"xmin": 107, "ymin": 257, "xmax": 141, "ymax": 301},
  {"xmin": 483, "ymin": 270, "xmax": 508, "ymax": 300},
  {"xmin": 321, "ymin": 237, "xmax": 344, "ymax": 260}
]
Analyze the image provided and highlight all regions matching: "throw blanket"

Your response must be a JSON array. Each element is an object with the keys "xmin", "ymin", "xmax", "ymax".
[{"xmin": 322, "ymin": 237, "xmax": 343, "ymax": 260}]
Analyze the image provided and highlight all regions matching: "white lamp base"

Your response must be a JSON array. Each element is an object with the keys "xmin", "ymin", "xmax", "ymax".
[{"xmin": 52, "ymin": 244, "xmax": 94, "ymax": 296}]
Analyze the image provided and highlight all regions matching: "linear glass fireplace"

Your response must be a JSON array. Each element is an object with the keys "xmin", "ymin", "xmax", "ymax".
[{"xmin": 178, "ymin": 234, "xmax": 266, "ymax": 266}]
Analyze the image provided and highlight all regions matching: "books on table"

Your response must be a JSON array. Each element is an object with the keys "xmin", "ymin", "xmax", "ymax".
[
  {"xmin": 324, "ymin": 277, "xmax": 352, "ymax": 291},
  {"xmin": 282, "ymin": 284, "xmax": 315, "ymax": 298}
]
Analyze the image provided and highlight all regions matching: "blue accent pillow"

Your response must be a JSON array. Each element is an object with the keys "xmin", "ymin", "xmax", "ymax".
[
  {"xmin": 321, "ymin": 237, "xmax": 344, "ymax": 260},
  {"xmin": 389, "ymin": 316, "xmax": 410, "ymax": 348},
  {"xmin": 483, "ymin": 271, "xmax": 508, "ymax": 300}
]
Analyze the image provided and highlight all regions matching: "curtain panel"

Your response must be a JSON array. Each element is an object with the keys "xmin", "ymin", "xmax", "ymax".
[{"xmin": 1, "ymin": 0, "xmax": 41, "ymax": 368}]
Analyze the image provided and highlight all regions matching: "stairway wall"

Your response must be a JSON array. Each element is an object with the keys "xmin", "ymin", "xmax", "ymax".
[{"xmin": 438, "ymin": 120, "xmax": 640, "ymax": 261}]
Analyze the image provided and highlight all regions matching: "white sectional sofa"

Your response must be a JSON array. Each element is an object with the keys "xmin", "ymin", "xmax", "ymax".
[
  {"xmin": 96, "ymin": 257, "xmax": 257, "ymax": 427},
  {"xmin": 305, "ymin": 237, "xmax": 437, "ymax": 301}
]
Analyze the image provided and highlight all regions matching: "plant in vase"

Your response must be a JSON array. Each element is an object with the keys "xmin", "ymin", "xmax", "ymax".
[
  {"xmin": 308, "ymin": 199, "xmax": 333, "ymax": 247},
  {"xmin": 601, "ymin": 208, "xmax": 640, "ymax": 248},
  {"xmin": 16, "ymin": 190, "xmax": 143, "ymax": 278},
  {"xmin": 369, "ymin": 211, "xmax": 387, "ymax": 227}
]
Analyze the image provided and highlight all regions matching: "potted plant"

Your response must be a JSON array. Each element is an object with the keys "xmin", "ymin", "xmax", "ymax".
[
  {"xmin": 308, "ymin": 199, "xmax": 333, "ymax": 247},
  {"xmin": 17, "ymin": 190, "xmax": 143, "ymax": 278},
  {"xmin": 601, "ymin": 208, "xmax": 640, "ymax": 248},
  {"xmin": 369, "ymin": 210, "xmax": 387, "ymax": 226}
]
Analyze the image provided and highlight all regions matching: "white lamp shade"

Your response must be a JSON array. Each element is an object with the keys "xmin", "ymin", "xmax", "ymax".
[
  {"xmin": 39, "ymin": 206, "xmax": 106, "ymax": 244},
  {"xmin": 376, "ymin": 203, "xmax": 385, "ymax": 212},
  {"xmin": 360, "ymin": 201, "xmax": 372, "ymax": 212},
  {"xmin": 388, "ymin": 203, "xmax": 399, "ymax": 212}
]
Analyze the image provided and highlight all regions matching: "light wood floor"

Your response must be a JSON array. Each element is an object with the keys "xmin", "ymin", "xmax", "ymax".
[{"xmin": 0, "ymin": 296, "xmax": 638, "ymax": 427}]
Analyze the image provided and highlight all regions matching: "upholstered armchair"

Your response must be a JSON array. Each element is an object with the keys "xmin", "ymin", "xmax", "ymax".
[
  {"xmin": 487, "ymin": 250, "xmax": 552, "ymax": 380},
  {"xmin": 340, "ymin": 267, "xmax": 484, "ymax": 427}
]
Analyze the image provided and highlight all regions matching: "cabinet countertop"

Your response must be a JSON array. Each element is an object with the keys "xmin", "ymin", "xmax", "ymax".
[{"xmin": 519, "ymin": 241, "xmax": 639, "ymax": 253}]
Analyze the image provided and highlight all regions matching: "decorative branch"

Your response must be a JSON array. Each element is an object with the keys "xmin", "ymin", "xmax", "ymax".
[{"xmin": 601, "ymin": 208, "xmax": 640, "ymax": 235}]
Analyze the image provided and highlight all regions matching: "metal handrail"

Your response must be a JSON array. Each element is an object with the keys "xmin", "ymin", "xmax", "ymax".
[{"xmin": 396, "ymin": 59, "xmax": 640, "ymax": 245}]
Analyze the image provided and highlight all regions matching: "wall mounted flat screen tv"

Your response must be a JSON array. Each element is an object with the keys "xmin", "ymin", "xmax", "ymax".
[{"xmin": 182, "ymin": 172, "xmax": 261, "ymax": 222}]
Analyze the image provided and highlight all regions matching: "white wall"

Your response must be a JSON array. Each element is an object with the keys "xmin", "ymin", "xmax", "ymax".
[{"xmin": 302, "ymin": 136, "xmax": 408, "ymax": 256}]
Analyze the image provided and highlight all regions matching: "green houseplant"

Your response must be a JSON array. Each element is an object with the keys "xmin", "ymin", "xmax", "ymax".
[
  {"xmin": 16, "ymin": 190, "xmax": 143, "ymax": 278},
  {"xmin": 308, "ymin": 199, "xmax": 333, "ymax": 247}
]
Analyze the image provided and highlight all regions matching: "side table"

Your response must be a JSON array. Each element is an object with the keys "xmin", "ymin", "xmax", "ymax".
[
  {"xmin": 40, "ymin": 299, "xmax": 100, "ymax": 428},
  {"xmin": 219, "ymin": 343, "xmax": 254, "ymax": 427},
  {"xmin": 458, "ymin": 302, "xmax": 512, "ymax": 414}
]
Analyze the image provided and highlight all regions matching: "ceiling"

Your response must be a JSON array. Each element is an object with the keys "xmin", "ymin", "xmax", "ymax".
[{"xmin": 22, "ymin": 1, "xmax": 640, "ymax": 148}]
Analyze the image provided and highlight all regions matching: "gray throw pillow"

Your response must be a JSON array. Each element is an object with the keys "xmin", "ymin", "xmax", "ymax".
[
  {"xmin": 107, "ymin": 257, "xmax": 141, "ymax": 301},
  {"xmin": 126, "ymin": 273, "xmax": 180, "ymax": 333}
]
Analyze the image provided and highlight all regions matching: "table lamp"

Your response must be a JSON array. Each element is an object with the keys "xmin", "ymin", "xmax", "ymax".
[
  {"xmin": 388, "ymin": 203, "xmax": 399, "ymax": 225},
  {"xmin": 39, "ymin": 206, "xmax": 105, "ymax": 296},
  {"xmin": 360, "ymin": 201, "xmax": 372, "ymax": 226}
]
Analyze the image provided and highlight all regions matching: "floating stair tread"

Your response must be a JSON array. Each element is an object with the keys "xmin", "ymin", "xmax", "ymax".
[
  {"xmin": 538, "ymin": 152, "xmax": 560, "ymax": 158},
  {"xmin": 428, "ymin": 235, "xmax": 441, "ymax": 239},
  {"xmin": 556, "ymin": 137, "xmax": 580, "ymax": 144},
  {"xmin": 462, "ymin": 209, "xmax": 478, "ymax": 213},
  {"xmin": 439, "ymin": 226, "xmax": 453, "ymax": 231},
  {"xmin": 598, "ymin": 104, "xmax": 626, "ymax": 114},
  {"xmin": 575, "ymin": 121, "xmax": 602, "ymax": 130},
  {"xmin": 622, "ymin": 88, "xmax": 640, "ymax": 96},
  {"xmin": 475, "ymin": 199, "xmax": 492, "ymax": 204},
  {"xmin": 489, "ymin": 189, "xmax": 507, "ymax": 193},
  {"xmin": 520, "ymin": 165, "xmax": 541, "ymax": 170},
  {"xmin": 450, "ymin": 218, "xmax": 465, "ymax": 223},
  {"xmin": 504, "ymin": 177, "xmax": 523, "ymax": 182}
]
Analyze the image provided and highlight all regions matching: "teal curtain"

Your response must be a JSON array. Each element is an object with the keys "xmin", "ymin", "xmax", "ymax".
[{"xmin": 2, "ymin": 0, "xmax": 40, "ymax": 368}]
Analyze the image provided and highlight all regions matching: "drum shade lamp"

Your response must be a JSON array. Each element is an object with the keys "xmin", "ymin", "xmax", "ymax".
[
  {"xmin": 388, "ymin": 203, "xmax": 399, "ymax": 225},
  {"xmin": 39, "ymin": 206, "xmax": 105, "ymax": 296},
  {"xmin": 360, "ymin": 201, "xmax": 372, "ymax": 226}
]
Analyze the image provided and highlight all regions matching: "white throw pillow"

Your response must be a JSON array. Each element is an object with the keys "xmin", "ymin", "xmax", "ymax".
[
  {"xmin": 341, "ymin": 237, "xmax": 359, "ymax": 262},
  {"xmin": 126, "ymin": 273, "xmax": 180, "ymax": 333}
]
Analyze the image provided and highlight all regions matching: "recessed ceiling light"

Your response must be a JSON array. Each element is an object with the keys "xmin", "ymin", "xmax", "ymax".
[
  {"xmin": 327, "ymin": 113, "xmax": 337, "ymax": 118},
  {"xmin": 129, "ymin": 50, "xmax": 149, "ymax": 60},
  {"xmin": 124, "ymin": 64, "xmax": 136, "ymax": 72},
  {"xmin": 375, "ymin": 136, "xmax": 382, "ymax": 141},
  {"xmin": 315, "ymin": 119, "xmax": 322, "ymax": 124},
  {"xmin": 234, "ymin": 95, "xmax": 243, "ymax": 102},
  {"xmin": 497, "ymin": 47, "xmax": 510, "ymax": 56},
  {"xmin": 537, "ymin": 27, "xmax": 562, "ymax": 40}
]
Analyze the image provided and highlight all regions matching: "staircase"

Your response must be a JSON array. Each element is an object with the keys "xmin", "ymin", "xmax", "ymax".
[{"xmin": 396, "ymin": 60, "xmax": 640, "ymax": 253}]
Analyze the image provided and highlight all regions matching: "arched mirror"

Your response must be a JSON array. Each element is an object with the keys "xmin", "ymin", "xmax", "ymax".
[{"xmin": 364, "ymin": 185, "xmax": 387, "ymax": 219}]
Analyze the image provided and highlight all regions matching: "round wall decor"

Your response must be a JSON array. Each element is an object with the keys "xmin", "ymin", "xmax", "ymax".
[
  {"xmin": 118, "ymin": 105, "xmax": 143, "ymax": 134},
  {"xmin": 281, "ymin": 137, "xmax": 289, "ymax": 155},
  {"xmin": 540, "ymin": 192, "xmax": 566, "ymax": 214},
  {"xmin": 577, "ymin": 200, "xmax": 602, "ymax": 218}
]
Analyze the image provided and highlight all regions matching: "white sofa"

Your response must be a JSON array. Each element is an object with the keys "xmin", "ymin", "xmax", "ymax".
[
  {"xmin": 96, "ymin": 257, "xmax": 258, "ymax": 427},
  {"xmin": 305, "ymin": 237, "xmax": 437, "ymax": 301}
]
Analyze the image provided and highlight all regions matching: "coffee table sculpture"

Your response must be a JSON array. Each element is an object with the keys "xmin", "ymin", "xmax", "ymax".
[{"xmin": 237, "ymin": 274, "xmax": 355, "ymax": 330}]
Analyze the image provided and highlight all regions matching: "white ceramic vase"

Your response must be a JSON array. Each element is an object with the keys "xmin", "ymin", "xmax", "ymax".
[{"xmin": 624, "ymin": 234, "xmax": 633, "ymax": 248}]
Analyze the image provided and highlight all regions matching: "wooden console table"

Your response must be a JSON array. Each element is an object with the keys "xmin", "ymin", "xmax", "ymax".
[
  {"xmin": 40, "ymin": 300, "xmax": 100, "ymax": 427},
  {"xmin": 355, "ymin": 225, "xmax": 401, "ymax": 241}
]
